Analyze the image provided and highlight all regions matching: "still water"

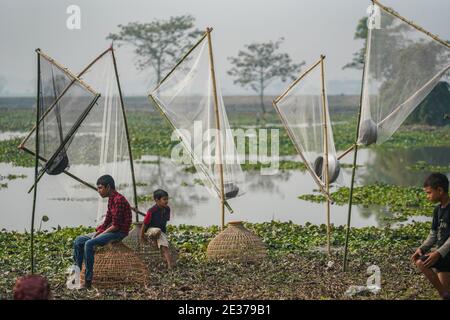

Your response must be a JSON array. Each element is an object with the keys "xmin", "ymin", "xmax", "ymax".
[{"xmin": 1, "ymin": 146, "xmax": 449, "ymax": 231}]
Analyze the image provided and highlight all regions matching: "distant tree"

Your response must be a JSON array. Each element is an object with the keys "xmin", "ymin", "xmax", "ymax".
[
  {"xmin": 227, "ymin": 38, "xmax": 304, "ymax": 115},
  {"xmin": 107, "ymin": 15, "xmax": 203, "ymax": 83}
]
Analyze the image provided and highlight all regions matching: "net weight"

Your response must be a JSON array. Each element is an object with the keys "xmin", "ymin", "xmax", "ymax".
[{"xmin": 221, "ymin": 304, "xmax": 270, "ymax": 315}]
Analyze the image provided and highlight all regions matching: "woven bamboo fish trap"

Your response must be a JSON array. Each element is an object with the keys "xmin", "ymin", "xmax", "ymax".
[
  {"xmin": 207, "ymin": 221, "xmax": 267, "ymax": 263},
  {"xmin": 80, "ymin": 241, "xmax": 149, "ymax": 289},
  {"xmin": 123, "ymin": 222, "xmax": 178, "ymax": 268}
]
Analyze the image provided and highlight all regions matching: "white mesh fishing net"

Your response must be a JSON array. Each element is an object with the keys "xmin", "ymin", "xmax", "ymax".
[
  {"xmin": 274, "ymin": 57, "xmax": 341, "ymax": 193},
  {"xmin": 22, "ymin": 49, "xmax": 137, "ymax": 226},
  {"xmin": 76, "ymin": 50, "xmax": 136, "ymax": 223},
  {"xmin": 149, "ymin": 33, "xmax": 245, "ymax": 211},
  {"xmin": 358, "ymin": 2, "xmax": 450, "ymax": 146}
]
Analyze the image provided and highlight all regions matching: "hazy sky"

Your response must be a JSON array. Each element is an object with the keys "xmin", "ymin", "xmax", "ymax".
[{"xmin": 1, "ymin": 0, "xmax": 449, "ymax": 96}]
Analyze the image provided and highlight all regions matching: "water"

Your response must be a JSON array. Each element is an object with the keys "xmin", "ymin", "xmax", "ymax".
[{"xmin": 1, "ymin": 146, "xmax": 449, "ymax": 231}]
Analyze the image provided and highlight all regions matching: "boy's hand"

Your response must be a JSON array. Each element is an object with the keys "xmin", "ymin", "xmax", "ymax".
[
  {"xmin": 423, "ymin": 251, "xmax": 441, "ymax": 268},
  {"xmin": 411, "ymin": 248, "xmax": 423, "ymax": 263}
]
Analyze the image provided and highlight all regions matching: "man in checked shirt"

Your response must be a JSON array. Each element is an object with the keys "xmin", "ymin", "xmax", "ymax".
[{"xmin": 73, "ymin": 175, "xmax": 132, "ymax": 289}]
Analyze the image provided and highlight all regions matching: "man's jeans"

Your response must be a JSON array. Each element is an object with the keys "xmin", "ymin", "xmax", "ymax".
[{"xmin": 73, "ymin": 231, "xmax": 126, "ymax": 281}]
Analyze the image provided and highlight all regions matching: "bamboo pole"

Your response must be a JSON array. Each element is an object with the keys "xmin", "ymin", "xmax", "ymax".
[
  {"xmin": 320, "ymin": 55, "xmax": 332, "ymax": 256},
  {"xmin": 152, "ymin": 31, "xmax": 209, "ymax": 93},
  {"xmin": 374, "ymin": 0, "xmax": 450, "ymax": 50},
  {"xmin": 30, "ymin": 50, "xmax": 41, "ymax": 274},
  {"xmin": 337, "ymin": 144, "xmax": 356, "ymax": 161},
  {"xmin": 27, "ymin": 94, "xmax": 101, "ymax": 194},
  {"xmin": 274, "ymin": 57, "xmax": 323, "ymax": 104},
  {"xmin": 110, "ymin": 46, "xmax": 140, "ymax": 223},
  {"xmin": 148, "ymin": 94, "xmax": 234, "ymax": 213},
  {"xmin": 206, "ymin": 27, "xmax": 227, "ymax": 230},
  {"xmin": 343, "ymin": 26, "xmax": 370, "ymax": 272}
]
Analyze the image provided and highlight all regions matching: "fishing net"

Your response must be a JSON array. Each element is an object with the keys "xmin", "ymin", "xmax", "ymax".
[
  {"xmin": 149, "ymin": 33, "xmax": 245, "ymax": 209},
  {"xmin": 75, "ymin": 49, "xmax": 137, "ymax": 223},
  {"xmin": 358, "ymin": 1, "xmax": 450, "ymax": 146},
  {"xmin": 22, "ymin": 52, "xmax": 100, "ymax": 175},
  {"xmin": 274, "ymin": 58, "xmax": 341, "ymax": 190},
  {"xmin": 21, "ymin": 48, "xmax": 137, "ymax": 226}
]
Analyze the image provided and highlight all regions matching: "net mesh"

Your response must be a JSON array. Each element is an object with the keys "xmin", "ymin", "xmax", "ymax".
[
  {"xmin": 24, "ymin": 54, "xmax": 99, "ymax": 172},
  {"xmin": 150, "ymin": 35, "xmax": 245, "ymax": 204},
  {"xmin": 275, "ymin": 59, "xmax": 341, "ymax": 187},
  {"xmin": 358, "ymin": 3, "xmax": 450, "ymax": 146},
  {"xmin": 75, "ymin": 50, "xmax": 135, "ymax": 223},
  {"xmin": 22, "ymin": 49, "xmax": 136, "ymax": 226}
]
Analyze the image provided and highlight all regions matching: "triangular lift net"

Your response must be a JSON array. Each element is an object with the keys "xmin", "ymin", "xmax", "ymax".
[
  {"xmin": 358, "ymin": 0, "xmax": 450, "ymax": 146},
  {"xmin": 343, "ymin": 0, "xmax": 450, "ymax": 271},
  {"xmin": 149, "ymin": 29, "xmax": 244, "ymax": 226},
  {"xmin": 274, "ymin": 56, "xmax": 341, "ymax": 195},
  {"xmin": 20, "ymin": 48, "xmax": 138, "ymax": 228},
  {"xmin": 273, "ymin": 56, "xmax": 338, "ymax": 254}
]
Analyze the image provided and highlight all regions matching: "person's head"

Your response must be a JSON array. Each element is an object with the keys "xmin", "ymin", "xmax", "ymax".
[
  {"xmin": 423, "ymin": 173, "xmax": 449, "ymax": 203},
  {"xmin": 96, "ymin": 175, "xmax": 115, "ymax": 198},
  {"xmin": 153, "ymin": 189, "xmax": 169, "ymax": 207},
  {"xmin": 13, "ymin": 274, "xmax": 51, "ymax": 300}
]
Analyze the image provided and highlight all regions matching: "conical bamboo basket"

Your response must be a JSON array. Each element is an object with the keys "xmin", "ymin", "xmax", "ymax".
[
  {"xmin": 207, "ymin": 221, "xmax": 266, "ymax": 262},
  {"xmin": 80, "ymin": 241, "xmax": 149, "ymax": 288}
]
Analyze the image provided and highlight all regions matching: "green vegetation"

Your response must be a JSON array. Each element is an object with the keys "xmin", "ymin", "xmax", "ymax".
[
  {"xmin": 0, "ymin": 221, "xmax": 439, "ymax": 299},
  {"xmin": 406, "ymin": 161, "xmax": 450, "ymax": 172},
  {"xmin": 1, "ymin": 109, "xmax": 450, "ymax": 168},
  {"xmin": 299, "ymin": 183, "xmax": 434, "ymax": 222}
]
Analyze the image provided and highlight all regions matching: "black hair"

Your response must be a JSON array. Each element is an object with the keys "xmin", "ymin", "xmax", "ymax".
[
  {"xmin": 424, "ymin": 173, "xmax": 449, "ymax": 193},
  {"xmin": 96, "ymin": 175, "xmax": 115, "ymax": 190},
  {"xmin": 153, "ymin": 189, "xmax": 168, "ymax": 200}
]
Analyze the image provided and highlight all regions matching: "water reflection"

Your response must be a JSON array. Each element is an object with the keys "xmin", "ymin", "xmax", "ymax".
[{"xmin": 2, "ymin": 145, "xmax": 448, "ymax": 231}]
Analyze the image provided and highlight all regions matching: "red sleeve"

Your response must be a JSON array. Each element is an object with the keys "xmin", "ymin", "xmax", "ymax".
[{"xmin": 143, "ymin": 208, "xmax": 153, "ymax": 226}]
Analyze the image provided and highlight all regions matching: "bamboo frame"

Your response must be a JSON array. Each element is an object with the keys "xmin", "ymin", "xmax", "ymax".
[
  {"xmin": 274, "ymin": 57, "xmax": 323, "ymax": 104},
  {"xmin": 342, "ymin": 0, "xmax": 450, "ymax": 271},
  {"xmin": 206, "ymin": 27, "xmax": 227, "ymax": 230},
  {"xmin": 111, "ymin": 45, "xmax": 140, "ymax": 223},
  {"xmin": 20, "ymin": 49, "xmax": 99, "ymax": 148},
  {"xmin": 22, "ymin": 47, "xmax": 143, "ymax": 216},
  {"xmin": 27, "ymin": 93, "xmax": 101, "ymax": 193},
  {"xmin": 320, "ymin": 55, "xmax": 332, "ymax": 256},
  {"xmin": 272, "ymin": 60, "xmax": 333, "ymax": 203},
  {"xmin": 148, "ymin": 29, "xmax": 236, "ymax": 218},
  {"xmin": 152, "ymin": 31, "xmax": 209, "ymax": 93}
]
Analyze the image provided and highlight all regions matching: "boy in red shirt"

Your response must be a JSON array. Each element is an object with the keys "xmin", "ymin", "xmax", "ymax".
[
  {"xmin": 133, "ymin": 189, "xmax": 173, "ymax": 270},
  {"xmin": 73, "ymin": 175, "xmax": 132, "ymax": 288}
]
